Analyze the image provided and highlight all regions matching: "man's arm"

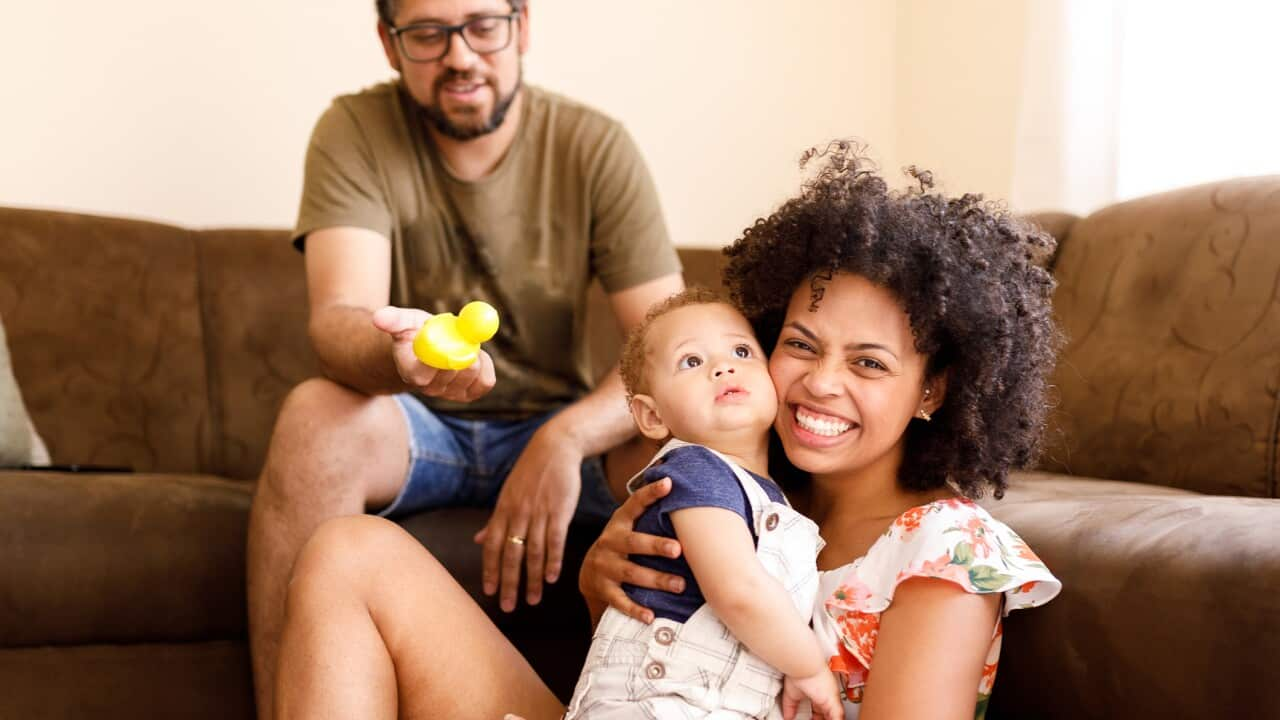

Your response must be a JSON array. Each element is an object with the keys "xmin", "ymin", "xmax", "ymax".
[
  {"xmin": 305, "ymin": 226, "xmax": 495, "ymax": 401},
  {"xmin": 542, "ymin": 272, "xmax": 687, "ymax": 457},
  {"xmin": 478, "ymin": 272, "xmax": 685, "ymax": 612}
]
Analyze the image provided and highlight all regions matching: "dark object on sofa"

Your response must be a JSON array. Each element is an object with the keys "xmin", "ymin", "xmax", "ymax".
[{"xmin": 2, "ymin": 176, "xmax": 1278, "ymax": 719}]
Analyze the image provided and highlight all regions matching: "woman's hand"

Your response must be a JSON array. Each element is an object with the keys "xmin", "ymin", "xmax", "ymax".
[
  {"xmin": 578, "ymin": 477, "xmax": 686, "ymax": 625},
  {"xmin": 782, "ymin": 669, "xmax": 843, "ymax": 720}
]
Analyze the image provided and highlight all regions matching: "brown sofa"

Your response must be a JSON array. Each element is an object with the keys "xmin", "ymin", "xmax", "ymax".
[{"xmin": 2, "ymin": 176, "xmax": 1278, "ymax": 719}]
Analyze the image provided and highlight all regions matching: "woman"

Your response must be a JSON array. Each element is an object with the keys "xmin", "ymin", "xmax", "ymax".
[{"xmin": 274, "ymin": 144, "xmax": 1062, "ymax": 719}]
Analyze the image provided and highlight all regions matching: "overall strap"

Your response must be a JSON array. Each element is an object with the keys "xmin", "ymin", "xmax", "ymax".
[{"xmin": 626, "ymin": 439, "xmax": 783, "ymax": 520}]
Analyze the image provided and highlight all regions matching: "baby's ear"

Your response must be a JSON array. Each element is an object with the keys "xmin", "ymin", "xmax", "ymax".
[{"xmin": 629, "ymin": 394, "xmax": 669, "ymax": 441}]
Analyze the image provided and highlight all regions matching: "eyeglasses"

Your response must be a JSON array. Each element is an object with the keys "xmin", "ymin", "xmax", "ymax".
[{"xmin": 388, "ymin": 13, "xmax": 518, "ymax": 63}]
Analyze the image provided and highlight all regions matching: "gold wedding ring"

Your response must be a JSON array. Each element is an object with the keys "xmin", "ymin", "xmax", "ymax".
[{"xmin": 507, "ymin": 535, "xmax": 526, "ymax": 545}]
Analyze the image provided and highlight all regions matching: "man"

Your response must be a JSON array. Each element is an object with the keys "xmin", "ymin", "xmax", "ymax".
[{"xmin": 245, "ymin": 0, "xmax": 683, "ymax": 716}]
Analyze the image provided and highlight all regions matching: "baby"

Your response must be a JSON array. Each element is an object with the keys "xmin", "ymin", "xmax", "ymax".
[{"xmin": 564, "ymin": 288, "xmax": 841, "ymax": 720}]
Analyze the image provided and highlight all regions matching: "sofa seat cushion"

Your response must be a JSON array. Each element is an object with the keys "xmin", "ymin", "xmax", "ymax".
[
  {"xmin": 980, "ymin": 473, "xmax": 1280, "ymax": 719},
  {"xmin": 0, "ymin": 471, "xmax": 250, "ymax": 646}
]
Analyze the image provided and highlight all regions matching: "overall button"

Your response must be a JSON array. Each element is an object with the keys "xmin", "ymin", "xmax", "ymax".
[
  {"xmin": 764, "ymin": 513, "xmax": 780, "ymax": 531},
  {"xmin": 654, "ymin": 627, "xmax": 675, "ymax": 646},
  {"xmin": 645, "ymin": 661, "xmax": 665, "ymax": 679}
]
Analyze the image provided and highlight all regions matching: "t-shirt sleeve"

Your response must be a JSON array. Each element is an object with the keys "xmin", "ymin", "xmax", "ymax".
[
  {"xmin": 638, "ymin": 446, "xmax": 753, "ymax": 536},
  {"xmin": 292, "ymin": 100, "xmax": 395, "ymax": 251},
  {"xmin": 818, "ymin": 500, "xmax": 1062, "ymax": 690},
  {"xmin": 585, "ymin": 123, "xmax": 682, "ymax": 293},
  {"xmin": 826, "ymin": 499, "xmax": 1062, "ymax": 620}
]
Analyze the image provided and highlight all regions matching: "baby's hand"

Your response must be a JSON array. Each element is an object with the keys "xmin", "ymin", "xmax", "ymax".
[{"xmin": 781, "ymin": 669, "xmax": 842, "ymax": 720}]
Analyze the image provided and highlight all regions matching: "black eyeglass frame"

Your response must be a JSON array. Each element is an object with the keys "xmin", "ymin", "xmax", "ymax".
[{"xmin": 387, "ymin": 13, "xmax": 520, "ymax": 63}]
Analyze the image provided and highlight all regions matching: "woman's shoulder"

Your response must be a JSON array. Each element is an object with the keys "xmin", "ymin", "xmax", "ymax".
[{"xmin": 827, "ymin": 498, "xmax": 1061, "ymax": 617}]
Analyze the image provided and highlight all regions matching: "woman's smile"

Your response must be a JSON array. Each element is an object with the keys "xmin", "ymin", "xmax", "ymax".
[{"xmin": 785, "ymin": 402, "xmax": 860, "ymax": 446}]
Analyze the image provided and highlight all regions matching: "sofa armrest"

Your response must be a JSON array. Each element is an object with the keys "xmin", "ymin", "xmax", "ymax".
[{"xmin": 983, "ymin": 485, "xmax": 1280, "ymax": 719}]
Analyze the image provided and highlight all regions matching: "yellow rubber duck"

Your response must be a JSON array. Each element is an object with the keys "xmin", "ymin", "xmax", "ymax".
[{"xmin": 412, "ymin": 301, "xmax": 500, "ymax": 370}]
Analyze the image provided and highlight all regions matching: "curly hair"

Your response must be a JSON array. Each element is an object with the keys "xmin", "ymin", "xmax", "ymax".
[
  {"xmin": 619, "ymin": 287, "xmax": 727, "ymax": 401},
  {"xmin": 377, "ymin": 0, "xmax": 526, "ymax": 27},
  {"xmin": 723, "ymin": 141, "xmax": 1060, "ymax": 499}
]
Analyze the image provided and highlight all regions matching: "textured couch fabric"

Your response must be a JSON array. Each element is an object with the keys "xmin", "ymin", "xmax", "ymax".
[
  {"xmin": 1, "ymin": 176, "xmax": 1278, "ymax": 719},
  {"xmin": 1039, "ymin": 179, "xmax": 1280, "ymax": 497}
]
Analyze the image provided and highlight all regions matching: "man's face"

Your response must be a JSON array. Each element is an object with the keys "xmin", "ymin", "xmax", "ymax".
[{"xmin": 378, "ymin": 0, "xmax": 529, "ymax": 140}]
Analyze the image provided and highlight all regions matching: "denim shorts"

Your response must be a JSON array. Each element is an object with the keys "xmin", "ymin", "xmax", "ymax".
[{"xmin": 375, "ymin": 394, "xmax": 621, "ymax": 523}]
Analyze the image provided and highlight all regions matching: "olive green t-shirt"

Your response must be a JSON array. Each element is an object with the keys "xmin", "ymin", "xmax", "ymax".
[{"xmin": 294, "ymin": 81, "xmax": 680, "ymax": 418}]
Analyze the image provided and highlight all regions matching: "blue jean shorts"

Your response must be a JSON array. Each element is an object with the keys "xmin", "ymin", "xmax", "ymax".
[{"xmin": 375, "ymin": 394, "xmax": 621, "ymax": 524}]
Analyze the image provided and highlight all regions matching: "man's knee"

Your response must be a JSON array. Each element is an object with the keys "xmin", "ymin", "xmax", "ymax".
[
  {"xmin": 273, "ymin": 377, "xmax": 372, "ymax": 440},
  {"xmin": 258, "ymin": 378, "xmax": 407, "ymax": 504}
]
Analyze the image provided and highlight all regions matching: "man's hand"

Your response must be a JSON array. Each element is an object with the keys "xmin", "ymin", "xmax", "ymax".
[
  {"xmin": 782, "ymin": 670, "xmax": 843, "ymax": 720},
  {"xmin": 475, "ymin": 421, "xmax": 585, "ymax": 612},
  {"xmin": 579, "ymin": 478, "xmax": 685, "ymax": 625},
  {"xmin": 372, "ymin": 306, "xmax": 495, "ymax": 402}
]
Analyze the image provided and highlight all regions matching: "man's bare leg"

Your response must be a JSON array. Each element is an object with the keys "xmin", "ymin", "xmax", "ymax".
[
  {"xmin": 276, "ymin": 515, "xmax": 564, "ymax": 720},
  {"xmin": 247, "ymin": 378, "xmax": 410, "ymax": 720}
]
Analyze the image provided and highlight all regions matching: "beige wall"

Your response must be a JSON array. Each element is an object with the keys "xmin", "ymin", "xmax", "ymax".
[
  {"xmin": 0, "ymin": 1, "xmax": 899, "ymax": 248},
  {"xmin": 892, "ymin": 0, "xmax": 1030, "ymax": 202}
]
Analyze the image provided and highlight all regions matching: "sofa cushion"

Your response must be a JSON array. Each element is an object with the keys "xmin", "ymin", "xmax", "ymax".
[
  {"xmin": 1041, "ymin": 176, "xmax": 1280, "ymax": 497},
  {"xmin": 194, "ymin": 229, "xmax": 318, "ymax": 481},
  {"xmin": 0, "ymin": 208, "xmax": 212, "ymax": 473},
  {"xmin": 982, "ymin": 474, "xmax": 1280, "ymax": 719},
  {"xmin": 0, "ymin": 471, "xmax": 250, "ymax": 646}
]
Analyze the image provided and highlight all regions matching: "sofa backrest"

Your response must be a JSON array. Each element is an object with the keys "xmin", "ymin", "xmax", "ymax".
[
  {"xmin": 0, "ymin": 204, "xmax": 718, "ymax": 481},
  {"xmin": 11, "ymin": 179, "xmax": 1276, "ymax": 496},
  {"xmin": 193, "ymin": 228, "xmax": 317, "ymax": 480},
  {"xmin": 0, "ymin": 208, "xmax": 319, "ymax": 480},
  {"xmin": 1040, "ymin": 177, "xmax": 1280, "ymax": 497},
  {"xmin": 1, "ymin": 208, "xmax": 217, "ymax": 475}
]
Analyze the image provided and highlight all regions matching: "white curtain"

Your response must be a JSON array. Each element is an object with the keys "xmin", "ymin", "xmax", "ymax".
[{"xmin": 1011, "ymin": 0, "xmax": 1280, "ymax": 216}]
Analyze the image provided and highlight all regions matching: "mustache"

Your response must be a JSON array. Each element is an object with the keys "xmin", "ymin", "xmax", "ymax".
[{"xmin": 434, "ymin": 70, "xmax": 489, "ymax": 92}]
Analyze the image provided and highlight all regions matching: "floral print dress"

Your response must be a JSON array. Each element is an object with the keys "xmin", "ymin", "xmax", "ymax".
[{"xmin": 811, "ymin": 498, "xmax": 1061, "ymax": 719}]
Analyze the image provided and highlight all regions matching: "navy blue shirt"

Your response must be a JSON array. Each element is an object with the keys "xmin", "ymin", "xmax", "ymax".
[{"xmin": 622, "ymin": 445, "xmax": 787, "ymax": 622}]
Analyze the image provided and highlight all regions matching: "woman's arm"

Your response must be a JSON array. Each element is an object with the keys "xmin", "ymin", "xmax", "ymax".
[
  {"xmin": 857, "ymin": 577, "xmax": 1001, "ymax": 720},
  {"xmin": 578, "ymin": 478, "xmax": 686, "ymax": 627}
]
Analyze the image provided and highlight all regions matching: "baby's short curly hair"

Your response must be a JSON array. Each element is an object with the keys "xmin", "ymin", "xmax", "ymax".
[
  {"xmin": 723, "ymin": 141, "xmax": 1060, "ymax": 499},
  {"xmin": 619, "ymin": 287, "xmax": 727, "ymax": 401}
]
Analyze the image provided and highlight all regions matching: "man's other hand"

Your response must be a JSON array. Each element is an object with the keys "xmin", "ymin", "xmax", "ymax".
[{"xmin": 475, "ymin": 422, "xmax": 584, "ymax": 612}]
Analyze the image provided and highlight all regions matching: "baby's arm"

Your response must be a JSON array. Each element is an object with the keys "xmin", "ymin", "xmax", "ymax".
[{"xmin": 671, "ymin": 507, "xmax": 839, "ymax": 717}]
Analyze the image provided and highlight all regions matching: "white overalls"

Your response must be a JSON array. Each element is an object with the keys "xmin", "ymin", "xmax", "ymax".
[{"xmin": 565, "ymin": 439, "xmax": 824, "ymax": 719}]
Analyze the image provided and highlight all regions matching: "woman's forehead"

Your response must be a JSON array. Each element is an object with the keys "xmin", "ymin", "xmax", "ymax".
[{"xmin": 783, "ymin": 273, "xmax": 913, "ymax": 346}]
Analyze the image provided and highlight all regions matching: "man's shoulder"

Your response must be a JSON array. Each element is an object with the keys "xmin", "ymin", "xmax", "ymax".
[
  {"xmin": 525, "ymin": 84, "xmax": 625, "ymax": 143},
  {"xmin": 317, "ymin": 80, "xmax": 404, "ymax": 132}
]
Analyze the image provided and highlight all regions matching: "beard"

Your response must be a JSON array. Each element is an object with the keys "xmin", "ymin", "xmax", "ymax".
[{"xmin": 418, "ymin": 65, "xmax": 523, "ymax": 141}]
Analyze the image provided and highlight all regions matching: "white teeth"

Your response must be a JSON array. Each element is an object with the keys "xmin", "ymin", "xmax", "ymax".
[{"xmin": 795, "ymin": 407, "xmax": 852, "ymax": 437}]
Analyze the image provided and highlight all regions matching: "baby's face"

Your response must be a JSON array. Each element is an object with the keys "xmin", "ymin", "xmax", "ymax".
[{"xmin": 635, "ymin": 303, "xmax": 777, "ymax": 445}]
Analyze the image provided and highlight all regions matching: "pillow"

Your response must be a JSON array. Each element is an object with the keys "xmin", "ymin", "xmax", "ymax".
[{"xmin": 0, "ymin": 313, "xmax": 48, "ymax": 466}]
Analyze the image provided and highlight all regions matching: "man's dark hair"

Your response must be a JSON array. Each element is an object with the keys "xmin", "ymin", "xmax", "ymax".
[
  {"xmin": 376, "ymin": 0, "xmax": 526, "ymax": 26},
  {"xmin": 723, "ymin": 141, "xmax": 1061, "ymax": 500}
]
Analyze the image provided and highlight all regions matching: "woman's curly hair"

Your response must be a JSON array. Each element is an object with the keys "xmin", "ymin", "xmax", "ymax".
[{"xmin": 723, "ymin": 142, "xmax": 1060, "ymax": 499}]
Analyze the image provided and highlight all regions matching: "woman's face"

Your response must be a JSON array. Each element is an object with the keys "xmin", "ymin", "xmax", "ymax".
[{"xmin": 768, "ymin": 272, "xmax": 936, "ymax": 480}]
